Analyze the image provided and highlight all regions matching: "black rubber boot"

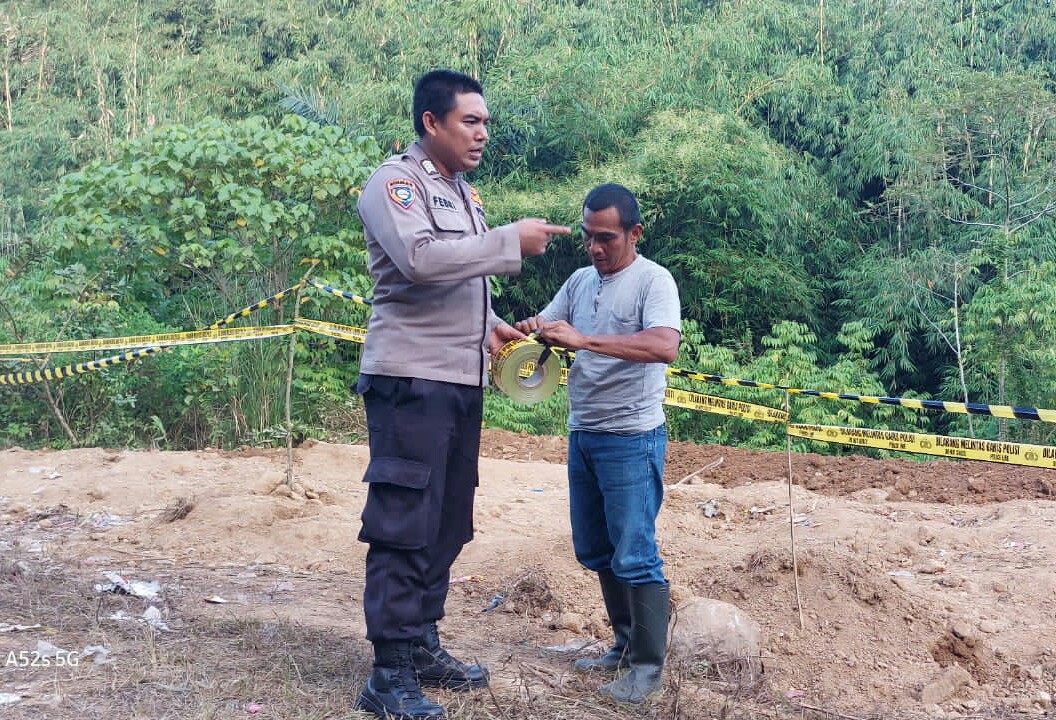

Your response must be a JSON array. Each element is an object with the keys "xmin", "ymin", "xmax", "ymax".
[
  {"xmin": 412, "ymin": 622, "xmax": 489, "ymax": 691},
  {"xmin": 357, "ymin": 640, "xmax": 446, "ymax": 720},
  {"xmin": 600, "ymin": 582, "xmax": 669, "ymax": 704},
  {"xmin": 574, "ymin": 570, "xmax": 631, "ymax": 673}
]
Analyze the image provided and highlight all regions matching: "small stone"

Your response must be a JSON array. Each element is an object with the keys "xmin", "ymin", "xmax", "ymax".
[
  {"xmin": 891, "ymin": 576, "xmax": 913, "ymax": 591},
  {"xmin": 1036, "ymin": 691, "xmax": 1052, "ymax": 709},
  {"xmin": 950, "ymin": 621, "xmax": 975, "ymax": 642},
  {"xmin": 938, "ymin": 575, "xmax": 964, "ymax": 588},
  {"xmin": 993, "ymin": 582, "xmax": 1010, "ymax": 594},
  {"xmin": 967, "ymin": 477, "xmax": 987, "ymax": 493},
  {"xmin": 553, "ymin": 611, "xmax": 587, "ymax": 634},
  {"xmin": 918, "ymin": 559, "xmax": 946, "ymax": 575},
  {"xmin": 852, "ymin": 488, "xmax": 889, "ymax": 504},
  {"xmin": 977, "ymin": 620, "xmax": 999, "ymax": 634}
]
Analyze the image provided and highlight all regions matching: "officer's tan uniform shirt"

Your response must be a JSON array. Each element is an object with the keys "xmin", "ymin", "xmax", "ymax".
[{"xmin": 357, "ymin": 142, "xmax": 521, "ymax": 386}]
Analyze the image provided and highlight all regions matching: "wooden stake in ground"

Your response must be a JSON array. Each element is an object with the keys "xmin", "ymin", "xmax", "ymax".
[
  {"xmin": 785, "ymin": 391, "xmax": 805, "ymax": 630},
  {"xmin": 284, "ymin": 260, "xmax": 318, "ymax": 487}
]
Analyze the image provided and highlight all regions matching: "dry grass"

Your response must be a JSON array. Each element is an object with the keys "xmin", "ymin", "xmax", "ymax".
[
  {"xmin": 0, "ymin": 550, "xmax": 986, "ymax": 720},
  {"xmin": 154, "ymin": 495, "xmax": 196, "ymax": 524}
]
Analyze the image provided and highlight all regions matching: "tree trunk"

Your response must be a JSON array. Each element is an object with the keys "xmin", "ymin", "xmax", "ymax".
[
  {"xmin": 951, "ymin": 271, "xmax": 974, "ymax": 438},
  {"xmin": 2, "ymin": 46, "xmax": 12, "ymax": 132}
]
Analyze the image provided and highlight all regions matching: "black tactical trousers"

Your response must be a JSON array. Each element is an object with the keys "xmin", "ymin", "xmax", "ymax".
[{"xmin": 356, "ymin": 375, "xmax": 482, "ymax": 641}]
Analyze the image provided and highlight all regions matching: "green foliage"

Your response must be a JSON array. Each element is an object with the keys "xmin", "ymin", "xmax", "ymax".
[
  {"xmin": 3, "ymin": 0, "xmax": 1056, "ymax": 455},
  {"xmin": 484, "ymin": 386, "xmax": 570, "ymax": 437},
  {"xmin": 49, "ymin": 114, "xmax": 380, "ymax": 304},
  {"xmin": 668, "ymin": 320, "xmax": 923, "ymax": 454},
  {"xmin": 957, "ymin": 262, "xmax": 1056, "ymax": 444},
  {"xmin": 1, "ymin": 113, "xmax": 380, "ymax": 448}
]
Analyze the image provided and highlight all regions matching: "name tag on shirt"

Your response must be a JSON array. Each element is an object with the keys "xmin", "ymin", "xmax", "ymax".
[{"xmin": 432, "ymin": 194, "xmax": 459, "ymax": 212}]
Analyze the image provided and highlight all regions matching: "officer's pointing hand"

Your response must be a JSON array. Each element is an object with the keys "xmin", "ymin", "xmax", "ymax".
[{"xmin": 515, "ymin": 218, "xmax": 571, "ymax": 258}]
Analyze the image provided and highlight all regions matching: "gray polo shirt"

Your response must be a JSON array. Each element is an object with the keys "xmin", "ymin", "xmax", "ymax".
[{"xmin": 540, "ymin": 255, "xmax": 681, "ymax": 433}]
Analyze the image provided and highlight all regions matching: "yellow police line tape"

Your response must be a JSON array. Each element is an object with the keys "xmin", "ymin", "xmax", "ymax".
[
  {"xmin": 12, "ymin": 275, "xmax": 1050, "ymax": 425},
  {"xmin": 4, "ymin": 280, "xmax": 1056, "ymax": 467},
  {"xmin": 495, "ymin": 339, "xmax": 1056, "ymax": 467},
  {"xmin": 0, "ymin": 316, "xmax": 784, "ymax": 424},
  {"xmin": 293, "ymin": 320, "xmax": 783, "ymax": 424},
  {"xmin": 494, "ymin": 337, "xmax": 786, "ymax": 422},
  {"xmin": 3, "ymin": 311, "xmax": 1055, "ymax": 468},
  {"xmin": 0, "ymin": 322, "xmax": 365, "ymax": 387},
  {"xmin": 292, "ymin": 318, "xmax": 369, "ymax": 344},
  {"xmin": 308, "ymin": 281, "xmax": 373, "ymax": 307},
  {"xmin": 665, "ymin": 387, "xmax": 789, "ymax": 423},
  {"xmin": 0, "ymin": 325, "xmax": 297, "ymax": 357},
  {"xmin": 503, "ymin": 338, "xmax": 1056, "ymax": 425},
  {"xmin": 208, "ymin": 283, "xmax": 304, "ymax": 330},
  {"xmin": 0, "ymin": 347, "xmax": 164, "ymax": 386},
  {"xmin": 0, "ymin": 282, "xmax": 306, "ymax": 358},
  {"xmin": 666, "ymin": 367, "xmax": 1056, "ymax": 424},
  {"xmin": 787, "ymin": 424, "xmax": 1056, "ymax": 470}
]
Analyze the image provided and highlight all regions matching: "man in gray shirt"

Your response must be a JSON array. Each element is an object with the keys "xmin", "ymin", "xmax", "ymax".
[{"xmin": 516, "ymin": 183, "xmax": 681, "ymax": 704}]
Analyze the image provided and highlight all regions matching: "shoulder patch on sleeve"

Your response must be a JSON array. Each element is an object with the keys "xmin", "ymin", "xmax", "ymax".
[
  {"xmin": 386, "ymin": 179, "xmax": 416, "ymax": 209},
  {"xmin": 469, "ymin": 185, "xmax": 486, "ymax": 221}
]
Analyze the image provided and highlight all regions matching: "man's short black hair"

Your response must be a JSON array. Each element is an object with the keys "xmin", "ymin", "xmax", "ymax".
[
  {"xmin": 412, "ymin": 69, "xmax": 484, "ymax": 137},
  {"xmin": 583, "ymin": 183, "xmax": 642, "ymax": 230}
]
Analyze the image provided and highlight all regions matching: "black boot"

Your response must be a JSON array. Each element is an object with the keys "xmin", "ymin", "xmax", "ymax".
[
  {"xmin": 412, "ymin": 621, "xmax": 489, "ymax": 691},
  {"xmin": 357, "ymin": 640, "xmax": 446, "ymax": 720},
  {"xmin": 600, "ymin": 582, "xmax": 669, "ymax": 704},
  {"xmin": 574, "ymin": 570, "xmax": 631, "ymax": 673}
]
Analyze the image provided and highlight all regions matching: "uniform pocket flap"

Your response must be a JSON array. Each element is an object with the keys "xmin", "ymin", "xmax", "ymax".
[
  {"xmin": 362, "ymin": 456, "xmax": 431, "ymax": 490},
  {"xmin": 429, "ymin": 207, "xmax": 471, "ymax": 233}
]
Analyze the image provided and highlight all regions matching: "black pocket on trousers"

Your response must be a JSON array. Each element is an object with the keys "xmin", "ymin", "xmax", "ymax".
[{"xmin": 358, "ymin": 456, "xmax": 432, "ymax": 549}]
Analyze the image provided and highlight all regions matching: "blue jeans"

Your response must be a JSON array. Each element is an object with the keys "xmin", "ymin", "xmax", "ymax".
[{"xmin": 568, "ymin": 426, "xmax": 667, "ymax": 585}]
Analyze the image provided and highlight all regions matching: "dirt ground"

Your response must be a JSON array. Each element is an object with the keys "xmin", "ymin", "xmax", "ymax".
[{"xmin": 1, "ymin": 429, "xmax": 1055, "ymax": 719}]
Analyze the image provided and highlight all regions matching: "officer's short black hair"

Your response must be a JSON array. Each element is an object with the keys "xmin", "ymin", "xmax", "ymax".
[
  {"xmin": 413, "ymin": 70, "xmax": 484, "ymax": 137},
  {"xmin": 583, "ymin": 183, "xmax": 642, "ymax": 231}
]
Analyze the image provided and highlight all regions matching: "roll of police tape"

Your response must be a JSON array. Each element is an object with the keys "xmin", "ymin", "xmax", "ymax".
[{"xmin": 491, "ymin": 338, "xmax": 562, "ymax": 404}]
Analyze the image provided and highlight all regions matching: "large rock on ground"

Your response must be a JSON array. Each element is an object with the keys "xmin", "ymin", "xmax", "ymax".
[
  {"xmin": 920, "ymin": 665, "xmax": 972, "ymax": 705},
  {"xmin": 669, "ymin": 596, "xmax": 763, "ymax": 678}
]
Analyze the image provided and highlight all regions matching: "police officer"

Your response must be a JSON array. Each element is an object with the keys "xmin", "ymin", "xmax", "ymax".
[{"xmin": 354, "ymin": 69, "xmax": 570, "ymax": 720}]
